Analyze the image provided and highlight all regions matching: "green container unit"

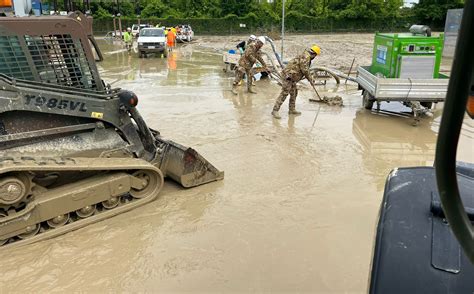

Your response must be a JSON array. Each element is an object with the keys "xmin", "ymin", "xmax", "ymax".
[{"xmin": 370, "ymin": 33, "xmax": 444, "ymax": 79}]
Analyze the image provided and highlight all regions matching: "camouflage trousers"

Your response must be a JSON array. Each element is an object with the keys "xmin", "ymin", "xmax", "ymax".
[
  {"xmin": 233, "ymin": 66, "xmax": 253, "ymax": 89},
  {"xmin": 273, "ymin": 78, "xmax": 298, "ymax": 111}
]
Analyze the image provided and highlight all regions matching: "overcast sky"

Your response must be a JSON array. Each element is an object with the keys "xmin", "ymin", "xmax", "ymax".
[{"xmin": 404, "ymin": 0, "xmax": 419, "ymax": 7}]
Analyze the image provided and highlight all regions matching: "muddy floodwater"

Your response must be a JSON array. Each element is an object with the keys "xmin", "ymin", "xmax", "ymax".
[{"xmin": 1, "ymin": 35, "xmax": 473, "ymax": 293}]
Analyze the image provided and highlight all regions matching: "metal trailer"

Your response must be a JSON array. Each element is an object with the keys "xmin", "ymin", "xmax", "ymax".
[
  {"xmin": 222, "ymin": 51, "xmax": 276, "ymax": 77},
  {"xmin": 356, "ymin": 66, "xmax": 449, "ymax": 124},
  {"xmin": 222, "ymin": 51, "xmax": 241, "ymax": 72}
]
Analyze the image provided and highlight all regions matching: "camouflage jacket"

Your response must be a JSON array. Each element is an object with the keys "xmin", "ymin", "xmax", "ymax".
[
  {"xmin": 282, "ymin": 51, "xmax": 313, "ymax": 82},
  {"xmin": 238, "ymin": 43, "xmax": 266, "ymax": 70}
]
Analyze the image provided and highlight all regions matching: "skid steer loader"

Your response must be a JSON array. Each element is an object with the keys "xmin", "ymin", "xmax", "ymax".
[{"xmin": 0, "ymin": 12, "xmax": 224, "ymax": 247}]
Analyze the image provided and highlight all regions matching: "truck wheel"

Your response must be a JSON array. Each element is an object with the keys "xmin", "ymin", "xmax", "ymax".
[
  {"xmin": 363, "ymin": 91, "xmax": 375, "ymax": 110},
  {"xmin": 420, "ymin": 102, "xmax": 433, "ymax": 109},
  {"xmin": 139, "ymin": 51, "xmax": 144, "ymax": 58}
]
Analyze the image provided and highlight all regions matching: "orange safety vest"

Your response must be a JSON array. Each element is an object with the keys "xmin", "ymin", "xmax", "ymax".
[
  {"xmin": 167, "ymin": 31, "xmax": 175, "ymax": 45},
  {"xmin": 0, "ymin": 0, "xmax": 12, "ymax": 7}
]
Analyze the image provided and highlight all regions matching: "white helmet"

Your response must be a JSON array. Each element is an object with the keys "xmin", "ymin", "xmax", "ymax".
[
  {"xmin": 257, "ymin": 36, "xmax": 266, "ymax": 45},
  {"xmin": 127, "ymin": 27, "xmax": 131, "ymax": 31},
  {"xmin": 249, "ymin": 34, "xmax": 257, "ymax": 41}
]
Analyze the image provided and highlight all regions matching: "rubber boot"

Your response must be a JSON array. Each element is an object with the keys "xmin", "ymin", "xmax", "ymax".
[
  {"xmin": 288, "ymin": 109, "xmax": 302, "ymax": 115},
  {"xmin": 271, "ymin": 111, "xmax": 281, "ymax": 119},
  {"xmin": 231, "ymin": 84, "xmax": 238, "ymax": 95},
  {"xmin": 248, "ymin": 86, "xmax": 257, "ymax": 94}
]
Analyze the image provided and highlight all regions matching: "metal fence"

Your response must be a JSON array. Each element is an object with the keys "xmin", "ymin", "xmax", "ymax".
[{"xmin": 92, "ymin": 16, "xmax": 418, "ymax": 36}]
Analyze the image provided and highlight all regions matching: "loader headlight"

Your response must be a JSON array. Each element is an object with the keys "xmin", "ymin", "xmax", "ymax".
[{"xmin": 118, "ymin": 90, "xmax": 139, "ymax": 108}]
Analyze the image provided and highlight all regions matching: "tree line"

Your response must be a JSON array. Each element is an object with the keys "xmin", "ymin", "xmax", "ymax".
[{"xmin": 43, "ymin": 0, "xmax": 464, "ymax": 29}]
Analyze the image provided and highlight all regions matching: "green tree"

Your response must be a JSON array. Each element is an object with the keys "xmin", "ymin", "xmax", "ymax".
[
  {"xmin": 94, "ymin": 6, "xmax": 112, "ymax": 19},
  {"xmin": 382, "ymin": 0, "xmax": 403, "ymax": 18},
  {"xmin": 287, "ymin": 0, "xmax": 318, "ymax": 16},
  {"xmin": 413, "ymin": 0, "xmax": 464, "ymax": 26},
  {"xmin": 119, "ymin": 1, "xmax": 135, "ymax": 16},
  {"xmin": 221, "ymin": 0, "xmax": 253, "ymax": 16},
  {"xmin": 338, "ymin": 0, "xmax": 385, "ymax": 19},
  {"xmin": 141, "ymin": 0, "xmax": 167, "ymax": 18}
]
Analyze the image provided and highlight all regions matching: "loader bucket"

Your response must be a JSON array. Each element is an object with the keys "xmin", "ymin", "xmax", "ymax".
[{"xmin": 155, "ymin": 137, "xmax": 224, "ymax": 188}]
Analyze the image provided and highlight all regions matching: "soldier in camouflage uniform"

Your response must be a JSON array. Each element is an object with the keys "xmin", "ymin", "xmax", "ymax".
[
  {"xmin": 232, "ymin": 36, "xmax": 269, "ymax": 95},
  {"xmin": 236, "ymin": 35, "xmax": 256, "ymax": 54},
  {"xmin": 271, "ymin": 45, "xmax": 321, "ymax": 119}
]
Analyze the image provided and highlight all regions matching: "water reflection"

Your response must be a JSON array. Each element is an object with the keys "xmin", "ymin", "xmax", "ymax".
[
  {"xmin": 352, "ymin": 109, "xmax": 437, "ymax": 189},
  {"xmin": 96, "ymin": 39, "xmax": 223, "ymax": 88},
  {"xmin": 137, "ymin": 58, "xmax": 168, "ymax": 79},
  {"xmin": 353, "ymin": 110, "xmax": 436, "ymax": 159}
]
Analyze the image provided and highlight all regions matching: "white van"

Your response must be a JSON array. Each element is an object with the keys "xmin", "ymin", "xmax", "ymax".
[
  {"xmin": 137, "ymin": 28, "xmax": 167, "ymax": 58},
  {"xmin": 131, "ymin": 24, "xmax": 150, "ymax": 38}
]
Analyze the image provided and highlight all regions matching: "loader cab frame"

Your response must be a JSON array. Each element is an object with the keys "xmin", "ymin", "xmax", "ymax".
[{"xmin": 434, "ymin": 0, "xmax": 474, "ymax": 263}]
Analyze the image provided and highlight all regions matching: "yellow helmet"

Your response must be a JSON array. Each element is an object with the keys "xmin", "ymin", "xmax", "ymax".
[{"xmin": 310, "ymin": 45, "xmax": 321, "ymax": 55}]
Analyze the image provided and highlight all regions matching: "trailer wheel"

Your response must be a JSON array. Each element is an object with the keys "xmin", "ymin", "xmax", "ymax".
[
  {"xmin": 421, "ymin": 102, "xmax": 433, "ymax": 109},
  {"xmin": 363, "ymin": 91, "xmax": 375, "ymax": 110}
]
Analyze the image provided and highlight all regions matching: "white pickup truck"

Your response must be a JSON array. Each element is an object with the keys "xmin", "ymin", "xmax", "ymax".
[
  {"xmin": 176, "ymin": 25, "xmax": 194, "ymax": 42},
  {"xmin": 137, "ymin": 28, "xmax": 167, "ymax": 58}
]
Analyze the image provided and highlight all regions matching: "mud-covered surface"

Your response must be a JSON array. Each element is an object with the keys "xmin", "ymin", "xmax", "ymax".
[
  {"xmin": 1, "ymin": 35, "xmax": 472, "ymax": 292},
  {"xmin": 197, "ymin": 33, "xmax": 375, "ymax": 71}
]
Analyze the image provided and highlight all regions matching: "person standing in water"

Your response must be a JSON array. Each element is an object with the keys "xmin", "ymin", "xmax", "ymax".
[
  {"xmin": 271, "ymin": 45, "xmax": 321, "ymax": 119},
  {"xmin": 231, "ymin": 36, "xmax": 269, "ymax": 95}
]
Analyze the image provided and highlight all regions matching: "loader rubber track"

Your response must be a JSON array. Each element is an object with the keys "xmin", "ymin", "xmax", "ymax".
[{"xmin": 0, "ymin": 156, "xmax": 164, "ymax": 248}]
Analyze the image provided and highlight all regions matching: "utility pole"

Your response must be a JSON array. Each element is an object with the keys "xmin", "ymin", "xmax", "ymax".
[
  {"xmin": 113, "ymin": 14, "xmax": 117, "ymax": 37},
  {"xmin": 281, "ymin": 0, "xmax": 285, "ymax": 62},
  {"xmin": 136, "ymin": 0, "xmax": 140, "ymax": 25},
  {"xmin": 83, "ymin": 0, "xmax": 90, "ymax": 13},
  {"xmin": 116, "ymin": 0, "xmax": 122, "ymax": 39}
]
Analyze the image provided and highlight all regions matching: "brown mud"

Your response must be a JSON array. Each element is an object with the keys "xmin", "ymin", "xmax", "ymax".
[
  {"xmin": 0, "ymin": 35, "xmax": 472, "ymax": 293},
  {"xmin": 197, "ymin": 33, "xmax": 376, "ymax": 71}
]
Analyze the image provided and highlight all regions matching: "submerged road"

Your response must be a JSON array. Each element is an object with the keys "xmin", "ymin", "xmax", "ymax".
[{"xmin": 1, "ymin": 39, "xmax": 472, "ymax": 293}]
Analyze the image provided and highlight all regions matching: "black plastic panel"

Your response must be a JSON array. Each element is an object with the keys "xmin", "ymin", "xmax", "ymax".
[{"xmin": 370, "ymin": 166, "xmax": 474, "ymax": 294}]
